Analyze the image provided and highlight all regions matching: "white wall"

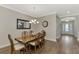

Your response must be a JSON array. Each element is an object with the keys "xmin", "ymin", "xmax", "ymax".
[
  {"xmin": 34, "ymin": 14, "xmax": 56, "ymax": 41},
  {"xmin": 74, "ymin": 18, "xmax": 77, "ymax": 37},
  {"xmin": 75, "ymin": 16, "xmax": 79, "ymax": 41},
  {"xmin": 0, "ymin": 6, "xmax": 34, "ymax": 48},
  {"xmin": 72, "ymin": 16, "xmax": 79, "ymax": 41},
  {"xmin": 56, "ymin": 15, "xmax": 61, "ymax": 39}
]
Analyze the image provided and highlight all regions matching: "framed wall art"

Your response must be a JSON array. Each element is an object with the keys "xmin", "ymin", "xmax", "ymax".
[{"xmin": 17, "ymin": 19, "xmax": 31, "ymax": 29}]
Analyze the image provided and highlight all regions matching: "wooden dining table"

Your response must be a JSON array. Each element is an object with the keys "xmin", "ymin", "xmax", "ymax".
[
  {"xmin": 15, "ymin": 35, "xmax": 37, "ymax": 53},
  {"xmin": 15, "ymin": 35, "xmax": 35, "ymax": 43}
]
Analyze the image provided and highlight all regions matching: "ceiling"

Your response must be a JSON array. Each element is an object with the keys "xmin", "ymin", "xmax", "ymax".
[{"xmin": 1, "ymin": 4, "xmax": 79, "ymax": 17}]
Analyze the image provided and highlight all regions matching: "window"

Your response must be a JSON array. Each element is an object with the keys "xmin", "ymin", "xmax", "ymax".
[{"xmin": 65, "ymin": 23, "xmax": 69, "ymax": 31}]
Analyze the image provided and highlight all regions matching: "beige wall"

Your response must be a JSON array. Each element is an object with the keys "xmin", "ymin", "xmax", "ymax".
[
  {"xmin": 0, "ymin": 6, "xmax": 57, "ymax": 48},
  {"xmin": 34, "ymin": 14, "xmax": 56, "ymax": 41},
  {"xmin": 0, "ymin": 6, "xmax": 34, "ymax": 48}
]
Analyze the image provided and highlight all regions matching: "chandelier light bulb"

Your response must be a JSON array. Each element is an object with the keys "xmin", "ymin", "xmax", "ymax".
[
  {"xmin": 29, "ymin": 21, "xmax": 32, "ymax": 23},
  {"xmin": 31, "ymin": 20, "xmax": 34, "ymax": 22},
  {"xmin": 37, "ymin": 21, "xmax": 39, "ymax": 24},
  {"xmin": 34, "ymin": 19, "xmax": 36, "ymax": 21}
]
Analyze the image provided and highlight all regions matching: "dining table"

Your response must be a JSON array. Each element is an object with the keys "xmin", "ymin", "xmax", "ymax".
[{"xmin": 15, "ymin": 35, "xmax": 37, "ymax": 53}]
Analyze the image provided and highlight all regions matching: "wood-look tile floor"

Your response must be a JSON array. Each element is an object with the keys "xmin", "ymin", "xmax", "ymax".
[
  {"xmin": 57, "ymin": 35, "xmax": 79, "ymax": 54},
  {"xmin": 1, "ymin": 35, "xmax": 79, "ymax": 54},
  {"xmin": 0, "ymin": 40, "xmax": 58, "ymax": 54}
]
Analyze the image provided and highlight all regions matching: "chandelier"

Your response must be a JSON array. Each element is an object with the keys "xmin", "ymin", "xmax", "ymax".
[
  {"xmin": 29, "ymin": 5, "xmax": 39, "ymax": 24},
  {"xmin": 29, "ymin": 18, "xmax": 39, "ymax": 24}
]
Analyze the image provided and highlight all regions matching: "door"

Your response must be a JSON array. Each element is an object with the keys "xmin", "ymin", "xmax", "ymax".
[{"xmin": 61, "ymin": 21, "xmax": 74, "ymax": 35}]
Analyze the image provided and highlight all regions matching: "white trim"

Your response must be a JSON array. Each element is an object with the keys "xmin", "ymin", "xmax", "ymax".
[
  {"xmin": 1, "ymin": 5, "xmax": 79, "ymax": 18},
  {"xmin": 0, "ymin": 4, "xmax": 31, "ymax": 16},
  {"xmin": 77, "ymin": 37, "xmax": 79, "ymax": 41},
  {"xmin": 60, "ymin": 13, "xmax": 79, "ymax": 18},
  {"xmin": 0, "ymin": 43, "xmax": 10, "ymax": 49},
  {"xmin": 0, "ymin": 4, "xmax": 56, "ymax": 17},
  {"xmin": 56, "ymin": 36, "xmax": 61, "ymax": 39},
  {"xmin": 37, "ymin": 12, "xmax": 56, "ymax": 17},
  {"xmin": 0, "ymin": 42, "xmax": 18, "ymax": 49},
  {"xmin": 0, "ymin": 39, "xmax": 56, "ymax": 49},
  {"xmin": 46, "ymin": 38, "xmax": 56, "ymax": 42}
]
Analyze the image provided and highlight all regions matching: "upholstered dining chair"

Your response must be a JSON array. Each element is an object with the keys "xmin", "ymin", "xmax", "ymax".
[
  {"xmin": 28, "ymin": 40, "xmax": 40, "ymax": 53},
  {"xmin": 39, "ymin": 30, "xmax": 46, "ymax": 47},
  {"xmin": 28, "ymin": 30, "xmax": 34, "ymax": 37},
  {"xmin": 22, "ymin": 31, "xmax": 28, "ymax": 40},
  {"xmin": 28, "ymin": 33, "xmax": 41, "ymax": 53},
  {"xmin": 8, "ymin": 34, "xmax": 25, "ymax": 54},
  {"xmin": 37, "ymin": 33, "xmax": 44, "ymax": 48}
]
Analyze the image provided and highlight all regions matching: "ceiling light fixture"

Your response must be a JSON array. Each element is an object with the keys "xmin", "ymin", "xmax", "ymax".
[
  {"xmin": 29, "ymin": 6, "xmax": 39, "ymax": 24},
  {"xmin": 29, "ymin": 17, "xmax": 39, "ymax": 24}
]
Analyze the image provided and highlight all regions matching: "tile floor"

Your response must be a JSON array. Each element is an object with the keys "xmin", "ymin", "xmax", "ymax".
[{"xmin": 1, "ymin": 35, "xmax": 79, "ymax": 54}]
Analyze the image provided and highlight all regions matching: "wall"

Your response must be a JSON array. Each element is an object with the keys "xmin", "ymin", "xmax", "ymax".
[
  {"xmin": 75, "ymin": 16, "xmax": 79, "ymax": 41},
  {"xmin": 34, "ymin": 14, "xmax": 56, "ymax": 41},
  {"xmin": 56, "ymin": 15, "xmax": 61, "ymax": 39},
  {"xmin": 72, "ymin": 16, "xmax": 79, "ymax": 41},
  {"xmin": 74, "ymin": 18, "xmax": 77, "ymax": 37},
  {"xmin": 0, "ymin": 6, "xmax": 57, "ymax": 48},
  {"xmin": 0, "ymin": 6, "xmax": 34, "ymax": 48}
]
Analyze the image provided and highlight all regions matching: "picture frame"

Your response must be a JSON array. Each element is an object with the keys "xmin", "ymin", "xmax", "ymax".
[
  {"xmin": 17, "ymin": 19, "xmax": 31, "ymax": 29},
  {"xmin": 42, "ymin": 21, "xmax": 48, "ymax": 28}
]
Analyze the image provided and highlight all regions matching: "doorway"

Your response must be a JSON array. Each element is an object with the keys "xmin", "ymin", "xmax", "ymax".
[{"xmin": 61, "ymin": 21, "xmax": 74, "ymax": 35}]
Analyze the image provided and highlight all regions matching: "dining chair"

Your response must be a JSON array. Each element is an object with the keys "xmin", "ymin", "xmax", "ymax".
[
  {"xmin": 22, "ymin": 31, "xmax": 28, "ymax": 40},
  {"xmin": 28, "ymin": 33, "xmax": 41, "ymax": 53},
  {"xmin": 28, "ymin": 40, "xmax": 40, "ymax": 53},
  {"xmin": 39, "ymin": 30, "xmax": 46, "ymax": 47},
  {"xmin": 29, "ymin": 30, "xmax": 34, "ymax": 37},
  {"xmin": 8, "ymin": 34, "xmax": 25, "ymax": 54},
  {"xmin": 41, "ymin": 30, "xmax": 46, "ymax": 36}
]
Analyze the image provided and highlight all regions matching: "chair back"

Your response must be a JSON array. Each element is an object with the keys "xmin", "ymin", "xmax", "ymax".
[
  {"xmin": 40, "ymin": 30, "xmax": 46, "ymax": 42},
  {"xmin": 22, "ymin": 31, "xmax": 28, "ymax": 40},
  {"xmin": 8, "ymin": 34, "xmax": 14, "ymax": 53},
  {"xmin": 29, "ymin": 30, "xmax": 34, "ymax": 36},
  {"xmin": 41, "ymin": 30, "xmax": 46, "ymax": 36}
]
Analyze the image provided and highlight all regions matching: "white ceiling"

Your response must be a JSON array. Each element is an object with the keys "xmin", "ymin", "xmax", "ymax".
[{"xmin": 1, "ymin": 4, "xmax": 79, "ymax": 17}]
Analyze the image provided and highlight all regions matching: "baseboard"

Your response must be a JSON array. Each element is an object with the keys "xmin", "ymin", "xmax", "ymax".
[
  {"xmin": 77, "ymin": 38, "xmax": 79, "ymax": 41},
  {"xmin": 0, "ymin": 38, "xmax": 56, "ymax": 50},
  {"xmin": 0, "ymin": 44, "xmax": 10, "ymax": 53},
  {"xmin": 56, "ymin": 36, "xmax": 61, "ymax": 39},
  {"xmin": 0, "ymin": 44, "xmax": 10, "ymax": 49},
  {"xmin": 46, "ymin": 38, "xmax": 56, "ymax": 42},
  {"xmin": 0, "ymin": 42, "xmax": 18, "ymax": 49}
]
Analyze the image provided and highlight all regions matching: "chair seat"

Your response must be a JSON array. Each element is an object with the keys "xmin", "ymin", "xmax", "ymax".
[
  {"xmin": 14, "ymin": 43, "xmax": 24, "ymax": 50},
  {"xmin": 29, "ymin": 41, "xmax": 39, "ymax": 46}
]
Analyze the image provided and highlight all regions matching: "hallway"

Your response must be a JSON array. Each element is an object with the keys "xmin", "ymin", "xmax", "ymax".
[{"xmin": 57, "ymin": 35, "xmax": 79, "ymax": 53}]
